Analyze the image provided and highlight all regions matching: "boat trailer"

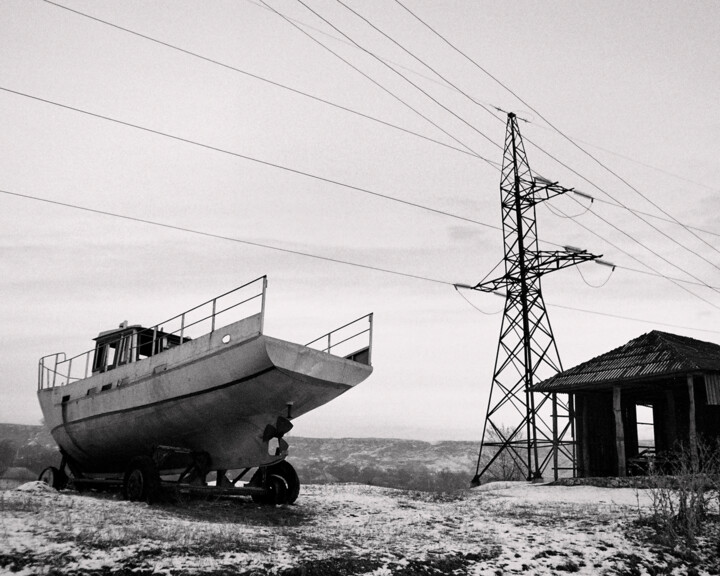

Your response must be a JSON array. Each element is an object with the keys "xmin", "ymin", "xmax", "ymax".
[{"xmin": 39, "ymin": 444, "xmax": 300, "ymax": 505}]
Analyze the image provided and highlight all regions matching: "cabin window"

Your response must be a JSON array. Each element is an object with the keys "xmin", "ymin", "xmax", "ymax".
[
  {"xmin": 101, "ymin": 383, "xmax": 112, "ymax": 392},
  {"xmin": 61, "ymin": 395, "xmax": 70, "ymax": 403},
  {"xmin": 92, "ymin": 339, "xmax": 121, "ymax": 372},
  {"xmin": 86, "ymin": 387, "xmax": 96, "ymax": 396},
  {"xmin": 117, "ymin": 334, "xmax": 135, "ymax": 366},
  {"xmin": 93, "ymin": 344, "xmax": 107, "ymax": 373}
]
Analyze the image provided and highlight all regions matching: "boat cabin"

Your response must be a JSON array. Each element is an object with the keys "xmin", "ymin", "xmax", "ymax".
[{"xmin": 92, "ymin": 322, "xmax": 188, "ymax": 373}]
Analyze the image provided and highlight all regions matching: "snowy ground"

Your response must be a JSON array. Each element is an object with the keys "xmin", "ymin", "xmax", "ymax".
[{"xmin": 0, "ymin": 481, "xmax": 716, "ymax": 575}]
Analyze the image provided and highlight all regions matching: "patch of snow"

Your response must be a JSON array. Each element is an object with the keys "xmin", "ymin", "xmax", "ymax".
[
  {"xmin": 14, "ymin": 481, "xmax": 57, "ymax": 493},
  {"xmin": 0, "ymin": 482, "xmax": 711, "ymax": 575}
]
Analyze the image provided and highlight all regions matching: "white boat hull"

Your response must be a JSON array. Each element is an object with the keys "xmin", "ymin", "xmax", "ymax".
[{"xmin": 38, "ymin": 314, "xmax": 372, "ymax": 472}]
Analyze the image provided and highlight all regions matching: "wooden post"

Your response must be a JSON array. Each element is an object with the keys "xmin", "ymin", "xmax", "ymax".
[
  {"xmin": 664, "ymin": 389, "xmax": 676, "ymax": 450},
  {"xmin": 613, "ymin": 386, "xmax": 626, "ymax": 477},
  {"xmin": 552, "ymin": 393, "xmax": 559, "ymax": 481},
  {"xmin": 687, "ymin": 374, "xmax": 698, "ymax": 471},
  {"xmin": 579, "ymin": 395, "xmax": 590, "ymax": 477}
]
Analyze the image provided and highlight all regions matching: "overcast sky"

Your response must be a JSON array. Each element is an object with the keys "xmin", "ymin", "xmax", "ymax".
[{"xmin": 1, "ymin": 0, "xmax": 719, "ymax": 441}]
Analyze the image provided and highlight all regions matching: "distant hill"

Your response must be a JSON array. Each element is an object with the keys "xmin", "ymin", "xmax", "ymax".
[
  {"xmin": 0, "ymin": 423, "xmax": 58, "ymax": 476},
  {"xmin": 287, "ymin": 436, "xmax": 478, "ymax": 490},
  {"xmin": 0, "ymin": 424, "xmax": 479, "ymax": 490}
]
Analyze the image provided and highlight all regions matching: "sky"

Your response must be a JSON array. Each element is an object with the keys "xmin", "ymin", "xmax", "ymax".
[{"xmin": 1, "ymin": 0, "xmax": 719, "ymax": 442}]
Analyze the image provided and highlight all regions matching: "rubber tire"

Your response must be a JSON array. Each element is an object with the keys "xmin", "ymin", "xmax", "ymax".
[
  {"xmin": 266, "ymin": 474, "xmax": 288, "ymax": 505},
  {"xmin": 267, "ymin": 461, "xmax": 300, "ymax": 505},
  {"xmin": 249, "ymin": 467, "xmax": 290, "ymax": 505},
  {"xmin": 39, "ymin": 466, "xmax": 68, "ymax": 490},
  {"xmin": 123, "ymin": 457, "xmax": 161, "ymax": 503}
]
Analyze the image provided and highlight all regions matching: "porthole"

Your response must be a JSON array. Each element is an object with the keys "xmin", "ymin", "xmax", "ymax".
[{"xmin": 222, "ymin": 334, "xmax": 231, "ymax": 344}]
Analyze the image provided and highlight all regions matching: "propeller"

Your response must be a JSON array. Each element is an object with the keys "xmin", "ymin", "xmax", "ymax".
[{"xmin": 261, "ymin": 415, "xmax": 294, "ymax": 442}]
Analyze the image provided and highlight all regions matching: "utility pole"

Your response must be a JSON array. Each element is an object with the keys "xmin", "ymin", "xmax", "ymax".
[{"xmin": 470, "ymin": 113, "xmax": 600, "ymax": 484}]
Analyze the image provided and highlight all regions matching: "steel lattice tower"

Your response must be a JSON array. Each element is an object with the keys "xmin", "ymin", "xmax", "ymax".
[{"xmin": 470, "ymin": 113, "xmax": 599, "ymax": 484}]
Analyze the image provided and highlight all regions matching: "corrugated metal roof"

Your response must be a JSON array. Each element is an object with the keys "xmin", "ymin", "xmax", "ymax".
[{"xmin": 534, "ymin": 330, "xmax": 720, "ymax": 392}]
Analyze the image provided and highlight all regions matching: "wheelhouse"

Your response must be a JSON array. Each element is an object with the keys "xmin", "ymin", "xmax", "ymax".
[{"xmin": 92, "ymin": 322, "xmax": 188, "ymax": 374}]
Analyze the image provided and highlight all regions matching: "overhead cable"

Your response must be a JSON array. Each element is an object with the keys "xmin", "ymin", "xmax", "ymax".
[
  {"xmin": 334, "ymin": 0, "xmax": 505, "ymax": 126},
  {"xmin": 393, "ymin": 0, "xmax": 720, "ymax": 268},
  {"xmin": 256, "ymin": 0, "xmax": 497, "ymax": 167},
  {"xmin": 4, "ymin": 186, "xmax": 719, "ymax": 335},
  {"xmin": 0, "ymin": 85, "xmax": 502, "ymax": 234},
  {"xmin": 578, "ymin": 191, "xmax": 720, "ymax": 240},
  {"xmin": 553, "ymin": 199, "xmax": 720, "ymax": 311},
  {"xmin": 0, "ymin": 187, "xmax": 453, "ymax": 286},
  {"xmin": 244, "ymin": 0, "xmax": 501, "ymax": 111},
  {"xmin": 289, "ymin": 0, "xmax": 502, "ymax": 152},
  {"xmin": 531, "ymin": 123, "xmax": 720, "ymax": 195},
  {"xmin": 453, "ymin": 283, "xmax": 720, "ymax": 335},
  {"xmin": 40, "ymin": 0, "xmax": 489, "ymax": 163},
  {"xmin": 43, "ymin": 0, "xmax": 719, "ymax": 271}
]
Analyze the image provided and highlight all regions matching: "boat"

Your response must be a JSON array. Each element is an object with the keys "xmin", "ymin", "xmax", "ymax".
[{"xmin": 36, "ymin": 276, "xmax": 373, "ymax": 503}]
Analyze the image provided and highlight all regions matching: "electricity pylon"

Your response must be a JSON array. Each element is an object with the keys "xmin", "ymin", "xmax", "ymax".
[{"xmin": 469, "ymin": 113, "xmax": 600, "ymax": 484}]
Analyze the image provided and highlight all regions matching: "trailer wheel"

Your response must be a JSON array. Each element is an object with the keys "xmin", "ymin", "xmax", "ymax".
[
  {"xmin": 266, "ymin": 474, "xmax": 288, "ymax": 505},
  {"xmin": 39, "ymin": 466, "xmax": 68, "ymax": 490},
  {"xmin": 268, "ymin": 461, "xmax": 300, "ymax": 504},
  {"xmin": 123, "ymin": 457, "xmax": 160, "ymax": 503},
  {"xmin": 249, "ymin": 468, "xmax": 289, "ymax": 505}
]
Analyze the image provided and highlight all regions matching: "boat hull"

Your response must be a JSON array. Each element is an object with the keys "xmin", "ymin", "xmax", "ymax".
[{"xmin": 38, "ymin": 314, "xmax": 371, "ymax": 472}]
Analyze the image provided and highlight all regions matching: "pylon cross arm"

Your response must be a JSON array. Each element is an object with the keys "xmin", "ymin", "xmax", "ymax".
[
  {"xmin": 534, "ymin": 250, "xmax": 602, "ymax": 275},
  {"xmin": 471, "ymin": 277, "xmax": 507, "ymax": 292},
  {"xmin": 522, "ymin": 179, "xmax": 574, "ymax": 205}
]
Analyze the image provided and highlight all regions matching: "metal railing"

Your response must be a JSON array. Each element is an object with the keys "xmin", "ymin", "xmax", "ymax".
[
  {"xmin": 38, "ymin": 276, "xmax": 267, "ymax": 390},
  {"xmin": 305, "ymin": 313, "xmax": 373, "ymax": 365}
]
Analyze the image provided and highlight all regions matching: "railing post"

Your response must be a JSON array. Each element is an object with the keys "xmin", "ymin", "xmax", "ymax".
[
  {"xmin": 211, "ymin": 298, "xmax": 217, "ymax": 332},
  {"xmin": 85, "ymin": 351, "xmax": 91, "ymax": 379},
  {"xmin": 152, "ymin": 326, "xmax": 158, "ymax": 356},
  {"xmin": 67, "ymin": 358, "xmax": 73, "ymax": 386},
  {"xmin": 260, "ymin": 276, "xmax": 267, "ymax": 334},
  {"xmin": 368, "ymin": 313, "xmax": 374, "ymax": 366},
  {"xmin": 52, "ymin": 357, "xmax": 58, "ymax": 388},
  {"xmin": 180, "ymin": 314, "xmax": 185, "ymax": 343}
]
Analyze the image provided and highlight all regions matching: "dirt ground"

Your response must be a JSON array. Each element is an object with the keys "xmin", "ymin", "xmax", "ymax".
[{"xmin": 0, "ymin": 481, "xmax": 717, "ymax": 575}]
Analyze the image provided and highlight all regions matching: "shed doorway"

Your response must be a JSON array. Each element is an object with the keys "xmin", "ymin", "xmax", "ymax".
[{"xmin": 633, "ymin": 403, "xmax": 655, "ymax": 474}]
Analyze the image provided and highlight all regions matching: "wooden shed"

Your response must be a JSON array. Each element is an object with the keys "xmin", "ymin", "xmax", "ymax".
[{"xmin": 534, "ymin": 331, "xmax": 720, "ymax": 477}]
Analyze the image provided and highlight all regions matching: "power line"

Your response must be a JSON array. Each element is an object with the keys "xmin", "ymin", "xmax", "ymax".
[
  {"xmin": 454, "ymin": 285, "xmax": 720, "ymax": 336},
  {"xmin": 290, "ymin": 0, "xmax": 503, "ymax": 152},
  {"xmin": 552, "ymin": 199, "xmax": 720, "ymax": 311},
  {"xmin": 244, "ymin": 0, "xmax": 502, "ymax": 113},
  {"xmin": 40, "ymin": 0, "xmax": 488, "ymax": 164},
  {"xmin": 13, "ymin": 4, "xmax": 720, "ymax": 329},
  {"xmin": 0, "ymin": 85, "xmax": 500, "ymax": 233},
  {"xmin": 256, "ymin": 0, "xmax": 497, "ymax": 167},
  {"xmin": 529, "ymin": 123, "xmax": 720, "ymax": 195},
  {"xmin": 5, "ymin": 185, "xmax": 719, "ymax": 335},
  {"xmin": 575, "ymin": 191, "xmax": 720, "ymax": 240},
  {"xmin": 302, "ymin": 0, "xmax": 720, "ymax": 308},
  {"xmin": 334, "ymin": 0, "xmax": 505, "ymax": 127},
  {"xmin": 546, "ymin": 301, "xmax": 720, "ymax": 336},
  {"xmin": 5, "ymin": 184, "xmax": 720, "ymax": 334},
  {"xmin": 41, "ymin": 0, "xmax": 720, "ymax": 290},
  {"xmin": 329, "ymin": 0, "xmax": 720, "ymax": 313},
  {"xmin": 0, "ymin": 187, "xmax": 453, "ymax": 285},
  {"xmin": 261, "ymin": 2, "xmax": 682, "ymax": 284},
  {"xmin": 613, "ymin": 262, "xmax": 720, "ymax": 290},
  {"xmin": 392, "ymin": 0, "xmax": 720, "ymax": 268},
  {"xmin": 338, "ymin": 0, "xmax": 720, "ymax": 310}
]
